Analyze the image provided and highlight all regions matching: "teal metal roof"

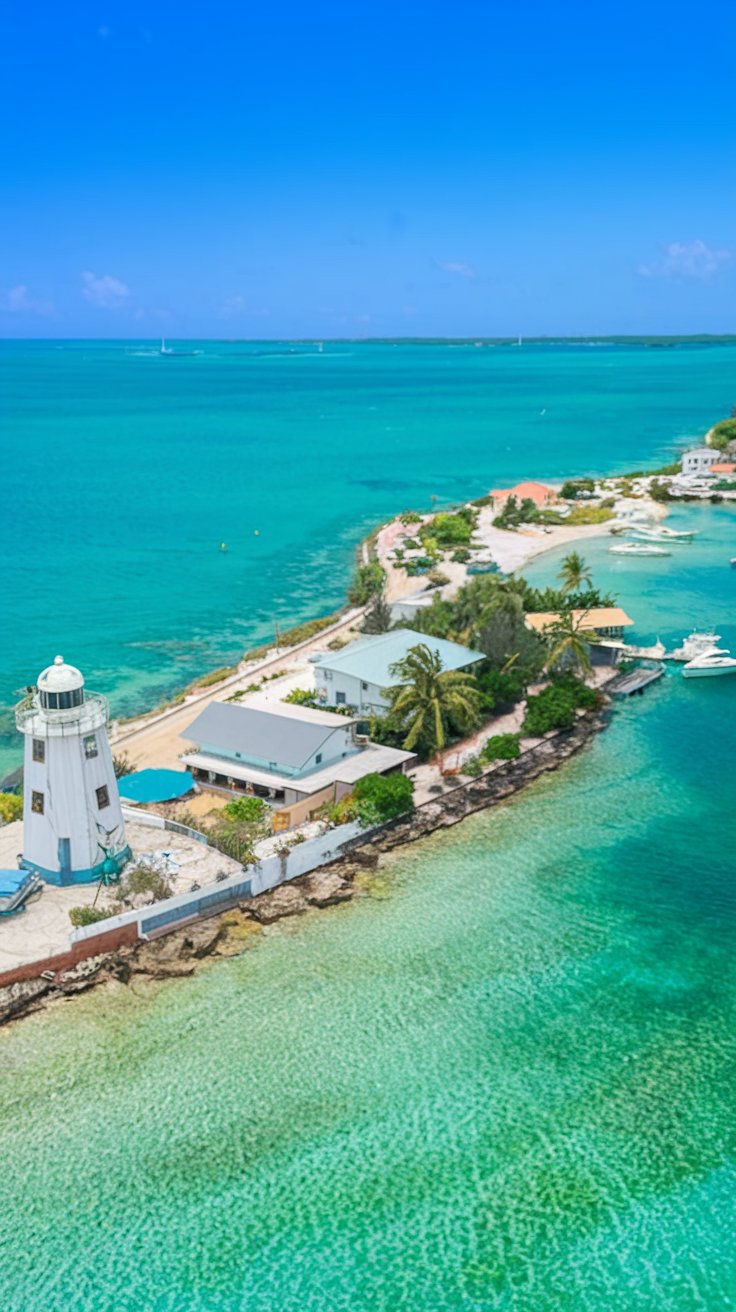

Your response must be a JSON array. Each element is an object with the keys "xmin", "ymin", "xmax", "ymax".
[{"xmin": 316, "ymin": 630, "xmax": 484, "ymax": 689}]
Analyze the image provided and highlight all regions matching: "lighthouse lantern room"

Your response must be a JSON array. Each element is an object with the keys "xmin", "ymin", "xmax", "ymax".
[{"xmin": 15, "ymin": 656, "xmax": 130, "ymax": 885}]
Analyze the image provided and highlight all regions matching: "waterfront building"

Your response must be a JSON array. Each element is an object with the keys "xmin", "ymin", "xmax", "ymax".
[
  {"xmin": 15, "ymin": 656, "xmax": 130, "ymax": 885},
  {"xmin": 180, "ymin": 698, "xmax": 414, "ymax": 814},
  {"xmin": 525, "ymin": 607, "xmax": 634, "ymax": 641},
  {"xmin": 489, "ymin": 481, "xmax": 559, "ymax": 510},
  {"xmin": 681, "ymin": 447, "xmax": 720, "ymax": 476},
  {"xmin": 313, "ymin": 631, "xmax": 485, "ymax": 714},
  {"xmin": 710, "ymin": 462, "xmax": 736, "ymax": 478}
]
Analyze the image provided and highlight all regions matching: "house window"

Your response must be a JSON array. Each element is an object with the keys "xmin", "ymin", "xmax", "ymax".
[
  {"xmin": 315, "ymin": 753, "xmax": 323, "ymax": 765},
  {"xmin": 361, "ymin": 681, "xmax": 368, "ymax": 691},
  {"xmin": 83, "ymin": 734, "xmax": 98, "ymax": 759},
  {"xmin": 31, "ymin": 790, "xmax": 44, "ymax": 815},
  {"xmin": 323, "ymin": 669, "xmax": 333, "ymax": 681},
  {"xmin": 335, "ymin": 692, "xmax": 346, "ymax": 705},
  {"xmin": 32, "ymin": 738, "xmax": 45, "ymax": 763},
  {"xmin": 96, "ymin": 784, "xmax": 110, "ymax": 810}
]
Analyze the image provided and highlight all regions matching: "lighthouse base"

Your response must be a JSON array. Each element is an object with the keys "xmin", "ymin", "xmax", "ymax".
[{"xmin": 20, "ymin": 846, "xmax": 132, "ymax": 887}]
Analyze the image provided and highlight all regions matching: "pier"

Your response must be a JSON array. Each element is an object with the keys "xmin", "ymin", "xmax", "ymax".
[{"xmin": 607, "ymin": 662, "xmax": 665, "ymax": 697}]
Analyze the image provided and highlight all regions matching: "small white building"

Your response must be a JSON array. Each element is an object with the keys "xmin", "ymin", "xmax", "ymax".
[
  {"xmin": 15, "ymin": 656, "xmax": 130, "ymax": 886},
  {"xmin": 313, "ymin": 630, "xmax": 485, "ymax": 714},
  {"xmin": 681, "ymin": 447, "xmax": 720, "ymax": 476}
]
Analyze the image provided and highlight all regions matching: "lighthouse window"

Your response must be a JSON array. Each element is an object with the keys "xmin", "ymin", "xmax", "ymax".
[
  {"xmin": 96, "ymin": 784, "xmax": 110, "ymax": 810},
  {"xmin": 40, "ymin": 688, "xmax": 84, "ymax": 710},
  {"xmin": 83, "ymin": 734, "xmax": 98, "ymax": 759},
  {"xmin": 32, "ymin": 738, "xmax": 45, "ymax": 763},
  {"xmin": 31, "ymin": 790, "xmax": 44, "ymax": 815}
]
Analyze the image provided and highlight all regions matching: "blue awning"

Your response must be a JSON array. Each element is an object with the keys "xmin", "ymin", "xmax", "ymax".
[{"xmin": 119, "ymin": 769, "xmax": 195, "ymax": 805}]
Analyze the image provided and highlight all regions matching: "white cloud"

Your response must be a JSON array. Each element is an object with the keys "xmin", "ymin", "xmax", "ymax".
[
  {"xmin": 82, "ymin": 270, "xmax": 130, "ymax": 307},
  {"xmin": 436, "ymin": 260, "xmax": 477, "ymax": 279},
  {"xmin": 638, "ymin": 240, "xmax": 731, "ymax": 280},
  {"xmin": 1, "ymin": 284, "xmax": 54, "ymax": 315}
]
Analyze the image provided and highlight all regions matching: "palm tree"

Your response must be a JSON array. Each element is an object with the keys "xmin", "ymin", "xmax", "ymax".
[
  {"xmin": 558, "ymin": 550, "xmax": 592, "ymax": 594},
  {"xmin": 385, "ymin": 643, "xmax": 480, "ymax": 754},
  {"xmin": 544, "ymin": 609, "xmax": 594, "ymax": 675}
]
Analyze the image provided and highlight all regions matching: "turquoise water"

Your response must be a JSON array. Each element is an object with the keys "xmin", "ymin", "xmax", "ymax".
[
  {"xmin": 1, "ymin": 506, "xmax": 735, "ymax": 1309},
  {"xmin": 1, "ymin": 338, "xmax": 735, "ymax": 772}
]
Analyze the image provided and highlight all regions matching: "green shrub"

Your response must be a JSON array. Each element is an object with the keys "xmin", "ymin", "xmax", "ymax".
[
  {"xmin": 460, "ymin": 756, "xmax": 483, "ymax": 776},
  {"xmin": 223, "ymin": 796, "xmax": 268, "ymax": 824},
  {"xmin": 283, "ymin": 687, "xmax": 318, "ymax": 706},
  {"xmin": 523, "ymin": 676, "xmax": 596, "ymax": 736},
  {"xmin": 427, "ymin": 569, "xmax": 451, "ymax": 588},
  {"xmin": 69, "ymin": 905, "xmax": 110, "ymax": 928},
  {"xmin": 420, "ymin": 511, "xmax": 475, "ymax": 546},
  {"xmin": 0, "ymin": 793, "xmax": 22, "ymax": 823},
  {"xmin": 400, "ymin": 510, "xmax": 422, "ymax": 525},
  {"xmin": 481, "ymin": 733, "xmax": 521, "ymax": 762},
  {"xmin": 348, "ymin": 561, "xmax": 386, "ymax": 606},
  {"xmin": 710, "ymin": 418, "xmax": 736, "ymax": 451},
  {"xmin": 451, "ymin": 547, "xmax": 471, "ymax": 563},
  {"xmin": 352, "ymin": 772, "xmax": 414, "ymax": 825}
]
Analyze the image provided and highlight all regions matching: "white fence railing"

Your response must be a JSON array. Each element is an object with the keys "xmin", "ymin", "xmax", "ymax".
[{"xmin": 70, "ymin": 820, "xmax": 364, "ymax": 946}]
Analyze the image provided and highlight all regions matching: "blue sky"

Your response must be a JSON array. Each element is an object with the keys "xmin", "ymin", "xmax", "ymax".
[{"xmin": 2, "ymin": 0, "xmax": 735, "ymax": 337}]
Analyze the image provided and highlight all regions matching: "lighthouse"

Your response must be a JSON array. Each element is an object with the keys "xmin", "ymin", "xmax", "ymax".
[{"xmin": 15, "ymin": 656, "xmax": 130, "ymax": 886}]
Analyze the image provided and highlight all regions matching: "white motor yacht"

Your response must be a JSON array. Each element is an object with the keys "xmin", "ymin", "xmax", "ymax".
[
  {"xmin": 609, "ymin": 542, "xmax": 670, "ymax": 557},
  {"xmin": 629, "ymin": 527, "xmax": 693, "ymax": 544},
  {"xmin": 682, "ymin": 647, "xmax": 736, "ymax": 678},
  {"xmin": 670, "ymin": 630, "xmax": 722, "ymax": 662}
]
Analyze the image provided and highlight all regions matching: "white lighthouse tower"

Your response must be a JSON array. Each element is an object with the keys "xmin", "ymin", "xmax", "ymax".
[{"xmin": 15, "ymin": 656, "xmax": 130, "ymax": 886}]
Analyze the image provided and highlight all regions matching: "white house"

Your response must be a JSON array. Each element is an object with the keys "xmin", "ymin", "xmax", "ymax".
[
  {"xmin": 313, "ymin": 630, "xmax": 485, "ymax": 714},
  {"xmin": 180, "ymin": 698, "xmax": 414, "ymax": 806},
  {"xmin": 15, "ymin": 656, "xmax": 130, "ymax": 886},
  {"xmin": 681, "ymin": 447, "xmax": 720, "ymax": 476}
]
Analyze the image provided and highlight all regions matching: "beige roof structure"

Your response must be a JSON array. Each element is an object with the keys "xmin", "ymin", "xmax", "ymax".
[{"xmin": 525, "ymin": 607, "xmax": 634, "ymax": 634}]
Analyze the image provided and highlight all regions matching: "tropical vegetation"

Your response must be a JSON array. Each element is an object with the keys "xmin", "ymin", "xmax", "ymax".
[
  {"xmin": 352, "ymin": 772, "xmax": 414, "ymax": 824},
  {"xmin": 0, "ymin": 792, "xmax": 22, "ymax": 823},
  {"xmin": 385, "ymin": 643, "xmax": 481, "ymax": 755},
  {"xmin": 348, "ymin": 560, "xmax": 386, "ymax": 606}
]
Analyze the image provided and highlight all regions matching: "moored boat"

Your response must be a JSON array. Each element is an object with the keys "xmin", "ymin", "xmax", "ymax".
[
  {"xmin": 609, "ymin": 542, "xmax": 670, "ymax": 557},
  {"xmin": 682, "ymin": 647, "xmax": 736, "ymax": 678},
  {"xmin": 670, "ymin": 630, "xmax": 722, "ymax": 662}
]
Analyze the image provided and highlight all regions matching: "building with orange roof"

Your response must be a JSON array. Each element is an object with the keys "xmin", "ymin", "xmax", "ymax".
[
  {"xmin": 489, "ymin": 481, "xmax": 559, "ymax": 510},
  {"xmin": 710, "ymin": 463, "xmax": 736, "ymax": 476}
]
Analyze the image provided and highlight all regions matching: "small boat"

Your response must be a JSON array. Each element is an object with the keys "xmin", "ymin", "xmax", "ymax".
[
  {"xmin": 628, "ymin": 527, "xmax": 693, "ymax": 544},
  {"xmin": 682, "ymin": 647, "xmax": 736, "ymax": 678},
  {"xmin": 730, "ymin": 557, "xmax": 736, "ymax": 568},
  {"xmin": 653, "ymin": 525, "xmax": 697, "ymax": 540},
  {"xmin": 609, "ymin": 542, "xmax": 671, "ymax": 557},
  {"xmin": 160, "ymin": 337, "xmax": 174, "ymax": 356},
  {"xmin": 670, "ymin": 630, "xmax": 722, "ymax": 662}
]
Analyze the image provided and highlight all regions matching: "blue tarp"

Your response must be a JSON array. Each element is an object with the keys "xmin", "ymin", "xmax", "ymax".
[
  {"xmin": 0, "ymin": 870, "xmax": 32, "ymax": 897},
  {"xmin": 119, "ymin": 769, "xmax": 195, "ymax": 805}
]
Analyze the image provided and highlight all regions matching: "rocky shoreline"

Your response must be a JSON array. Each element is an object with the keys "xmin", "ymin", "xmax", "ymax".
[{"xmin": 0, "ymin": 706, "xmax": 608, "ymax": 1030}]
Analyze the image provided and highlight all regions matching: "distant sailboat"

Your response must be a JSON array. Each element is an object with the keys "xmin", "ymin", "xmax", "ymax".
[
  {"xmin": 517, "ymin": 334, "xmax": 523, "ymax": 346},
  {"xmin": 160, "ymin": 337, "xmax": 174, "ymax": 355}
]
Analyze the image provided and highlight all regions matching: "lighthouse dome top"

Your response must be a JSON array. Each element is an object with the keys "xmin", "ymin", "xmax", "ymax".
[
  {"xmin": 38, "ymin": 656, "xmax": 84, "ymax": 695},
  {"xmin": 37, "ymin": 653, "xmax": 83, "ymax": 703}
]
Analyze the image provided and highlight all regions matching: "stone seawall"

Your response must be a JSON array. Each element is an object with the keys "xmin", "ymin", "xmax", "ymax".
[{"xmin": 341, "ymin": 709, "xmax": 609, "ymax": 860}]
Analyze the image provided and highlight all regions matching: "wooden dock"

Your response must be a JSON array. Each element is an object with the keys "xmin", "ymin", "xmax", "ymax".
[{"xmin": 608, "ymin": 662, "xmax": 666, "ymax": 697}]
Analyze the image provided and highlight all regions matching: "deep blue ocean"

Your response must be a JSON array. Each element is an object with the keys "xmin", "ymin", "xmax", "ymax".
[{"xmin": 1, "ymin": 337, "xmax": 733, "ymax": 772}]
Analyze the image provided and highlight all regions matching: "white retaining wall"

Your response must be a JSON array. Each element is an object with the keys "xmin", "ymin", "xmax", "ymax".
[{"xmin": 70, "ymin": 819, "xmax": 364, "ymax": 946}]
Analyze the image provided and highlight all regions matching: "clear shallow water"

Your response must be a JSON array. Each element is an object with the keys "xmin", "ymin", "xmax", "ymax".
[
  {"xmin": 1, "ymin": 506, "xmax": 735, "ymax": 1310},
  {"xmin": 1, "ymin": 337, "xmax": 735, "ymax": 772}
]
